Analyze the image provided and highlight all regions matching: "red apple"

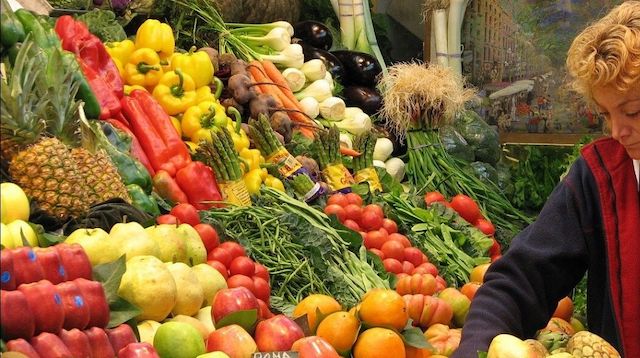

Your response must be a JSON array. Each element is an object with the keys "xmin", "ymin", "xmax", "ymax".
[
  {"xmin": 84, "ymin": 327, "xmax": 116, "ymax": 358},
  {"xmin": 291, "ymin": 336, "xmax": 340, "ymax": 358},
  {"xmin": 59, "ymin": 329, "xmax": 92, "ymax": 358},
  {"xmin": 0, "ymin": 290, "xmax": 35, "ymax": 340},
  {"xmin": 257, "ymin": 299, "xmax": 274, "ymax": 320},
  {"xmin": 18, "ymin": 280, "xmax": 65, "ymax": 335},
  {"xmin": 107, "ymin": 324, "xmax": 138, "ymax": 354},
  {"xmin": 30, "ymin": 332, "xmax": 73, "ymax": 357},
  {"xmin": 254, "ymin": 315, "xmax": 304, "ymax": 352},
  {"xmin": 206, "ymin": 324, "xmax": 257, "ymax": 358},
  {"xmin": 117, "ymin": 342, "xmax": 161, "ymax": 358},
  {"xmin": 211, "ymin": 287, "xmax": 259, "ymax": 324},
  {"xmin": 57, "ymin": 280, "xmax": 91, "ymax": 330},
  {"xmin": 5, "ymin": 338, "xmax": 40, "ymax": 357}
]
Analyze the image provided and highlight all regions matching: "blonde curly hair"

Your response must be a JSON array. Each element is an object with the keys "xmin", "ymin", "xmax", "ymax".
[{"xmin": 566, "ymin": 1, "xmax": 640, "ymax": 101}]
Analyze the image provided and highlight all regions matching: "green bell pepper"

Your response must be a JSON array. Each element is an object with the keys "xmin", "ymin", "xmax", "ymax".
[
  {"xmin": 0, "ymin": 0, "xmax": 25, "ymax": 48},
  {"xmin": 126, "ymin": 184, "xmax": 161, "ymax": 216}
]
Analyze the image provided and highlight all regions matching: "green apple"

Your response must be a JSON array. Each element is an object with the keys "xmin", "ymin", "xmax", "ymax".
[
  {"xmin": 191, "ymin": 264, "xmax": 228, "ymax": 306},
  {"xmin": 6, "ymin": 220, "xmax": 38, "ymax": 247},
  {"xmin": 196, "ymin": 353, "xmax": 231, "ymax": 358},
  {"xmin": 154, "ymin": 321, "xmax": 206, "ymax": 358},
  {"xmin": 137, "ymin": 319, "xmax": 162, "ymax": 344},
  {"xmin": 1, "ymin": 223, "xmax": 17, "ymax": 249},
  {"xmin": 119, "ymin": 256, "xmax": 177, "ymax": 321},
  {"xmin": 1, "ymin": 182, "xmax": 30, "ymax": 224},
  {"xmin": 166, "ymin": 262, "xmax": 204, "ymax": 316},
  {"xmin": 195, "ymin": 306, "xmax": 215, "ymax": 334},
  {"xmin": 109, "ymin": 222, "xmax": 160, "ymax": 260},
  {"xmin": 177, "ymin": 224, "xmax": 207, "ymax": 266},
  {"xmin": 170, "ymin": 315, "xmax": 210, "ymax": 339},
  {"xmin": 145, "ymin": 225, "xmax": 187, "ymax": 263},
  {"xmin": 66, "ymin": 227, "xmax": 120, "ymax": 265}
]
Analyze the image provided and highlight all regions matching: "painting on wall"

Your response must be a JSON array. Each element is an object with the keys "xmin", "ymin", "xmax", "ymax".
[{"xmin": 459, "ymin": 0, "xmax": 624, "ymax": 134}]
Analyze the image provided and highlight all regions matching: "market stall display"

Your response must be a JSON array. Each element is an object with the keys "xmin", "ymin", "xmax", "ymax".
[{"xmin": 0, "ymin": 1, "xmax": 622, "ymax": 357}]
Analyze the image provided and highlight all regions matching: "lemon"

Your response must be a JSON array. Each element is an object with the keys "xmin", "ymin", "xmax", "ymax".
[
  {"xmin": 154, "ymin": 321, "xmax": 206, "ymax": 358},
  {"xmin": 1, "ymin": 223, "xmax": 17, "ymax": 249},
  {"xmin": 166, "ymin": 262, "xmax": 204, "ymax": 316},
  {"xmin": 118, "ymin": 256, "xmax": 177, "ymax": 321},
  {"xmin": 0, "ymin": 183, "xmax": 30, "ymax": 224},
  {"xmin": 6, "ymin": 220, "xmax": 38, "ymax": 247}
]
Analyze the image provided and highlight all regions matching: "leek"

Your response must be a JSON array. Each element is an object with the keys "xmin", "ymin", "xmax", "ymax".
[
  {"xmin": 236, "ymin": 27, "xmax": 291, "ymax": 52},
  {"xmin": 260, "ymin": 44, "xmax": 305, "ymax": 69},
  {"xmin": 447, "ymin": 0, "xmax": 470, "ymax": 77},
  {"xmin": 433, "ymin": 8, "xmax": 449, "ymax": 67}
]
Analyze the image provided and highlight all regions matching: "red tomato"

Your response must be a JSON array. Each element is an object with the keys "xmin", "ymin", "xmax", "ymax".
[
  {"xmin": 207, "ymin": 260, "xmax": 228, "ymax": 280},
  {"xmin": 207, "ymin": 247, "xmax": 232, "ymax": 267},
  {"xmin": 381, "ymin": 219, "xmax": 398, "ymax": 234},
  {"xmin": 369, "ymin": 248, "xmax": 385, "ymax": 261},
  {"xmin": 415, "ymin": 262, "xmax": 439, "ymax": 277},
  {"xmin": 327, "ymin": 193, "xmax": 348, "ymax": 207},
  {"xmin": 388, "ymin": 233, "xmax": 411, "ymax": 248},
  {"xmin": 229, "ymin": 256, "xmax": 256, "ymax": 277},
  {"xmin": 257, "ymin": 299, "xmax": 274, "ymax": 319},
  {"xmin": 345, "ymin": 193, "xmax": 363, "ymax": 206},
  {"xmin": 226, "ymin": 274, "xmax": 255, "ymax": 292},
  {"xmin": 343, "ymin": 219, "xmax": 361, "ymax": 232},
  {"xmin": 378, "ymin": 227, "xmax": 389, "ymax": 236},
  {"xmin": 435, "ymin": 275, "xmax": 447, "ymax": 291},
  {"xmin": 194, "ymin": 223, "xmax": 220, "ymax": 253},
  {"xmin": 424, "ymin": 191, "xmax": 447, "ymax": 205},
  {"xmin": 450, "ymin": 194, "xmax": 482, "ymax": 224},
  {"xmin": 421, "ymin": 253, "xmax": 429, "ymax": 264},
  {"xmin": 489, "ymin": 238, "xmax": 502, "ymax": 257},
  {"xmin": 363, "ymin": 230, "xmax": 387, "ymax": 250},
  {"xmin": 363, "ymin": 204, "xmax": 384, "ymax": 218},
  {"xmin": 381, "ymin": 240, "xmax": 405, "ymax": 261},
  {"xmin": 254, "ymin": 263, "xmax": 270, "ymax": 282},
  {"xmin": 475, "ymin": 219, "xmax": 496, "ymax": 236},
  {"xmin": 382, "ymin": 258, "xmax": 403, "ymax": 274},
  {"xmin": 170, "ymin": 203, "xmax": 200, "ymax": 226},
  {"xmin": 252, "ymin": 277, "xmax": 271, "ymax": 303},
  {"xmin": 360, "ymin": 211, "xmax": 383, "ymax": 231},
  {"xmin": 324, "ymin": 204, "xmax": 347, "ymax": 222},
  {"xmin": 343, "ymin": 204, "xmax": 363, "ymax": 223},
  {"xmin": 219, "ymin": 241, "xmax": 246, "ymax": 260},
  {"xmin": 402, "ymin": 261, "xmax": 415, "ymax": 274},
  {"xmin": 403, "ymin": 247, "xmax": 424, "ymax": 267},
  {"xmin": 156, "ymin": 214, "xmax": 179, "ymax": 225}
]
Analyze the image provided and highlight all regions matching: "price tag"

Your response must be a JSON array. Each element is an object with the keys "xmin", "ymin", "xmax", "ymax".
[
  {"xmin": 267, "ymin": 147, "xmax": 302, "ymax": 178},
  {"xmin": 252, "ymin": 352, "xmax": 299, "ymax": 358},
  {"xmin": 219, "ymin": 180, "xmax": 252, "ymax": 207},
  {"xmin": 355, "ymin": 167, "xmax": 383, "ymax": 192},
  {"xmin": 322, "ymin": 163, "xmax": 355, "ymax": 191}
]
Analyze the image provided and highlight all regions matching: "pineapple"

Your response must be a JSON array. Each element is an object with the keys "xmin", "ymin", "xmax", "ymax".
[
  {"xmin": 566, "ymin": 331, "xmax": 621, "ymax": 358},
  {"xmin": 71, "ymin": 148, "xmax": 130, "ymax": 205}
]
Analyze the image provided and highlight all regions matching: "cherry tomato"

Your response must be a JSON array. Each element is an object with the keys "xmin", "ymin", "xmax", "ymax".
[
  {"xmin": 369, "ymin": 248, "xmax": 385, "ymax": 261},
  {"xmin": 450, "ymin": 194, "xmax": 482, "ymax": 224},
  {"xmin": 206, "ymin": 260, "xmax": 228, "ymax": 280},
  {"xmin": 363, "ymin": 230, "xmax": 387, "ymax": 250},
  {"xmin": 219, "ymin": 241, "xmax": 246, "ymax": 260},
  {"xmin": 360, "ymin": 210, "xmax": 383, "ymax": 231},
  {"xmin": 207, "ymin": 247, "xmax": 232, "ymax": 267},
  {"xmin": 156, "ymin": 214, "xmax": 179, "ymax": 225},
  {"xmin": 252, "ymin": 277, "xmax": 271, "ymax": 303},
  {"xmin": 229, "ymin": 256, "xmax": 256, "ymax": 277},
  {"xmin": 381, "ymin": 240, "xmax": 405, "ymax": 261},
  {"xmin": 383, "ymin": 258, "xmax": 403, "ymax": 274},
  {"xmin": 254, "ymin": 263, "xmax": 270, "ymax": 282},
  {"xmin": 226, "ymin": 274, "xmax": 255, "ymax": 292},
  {"xmin": 170, "ymin": 203, "xmax": 200, "ymax": 226},
  {"xmin": 345, "ymin": 192, "xmax": 363, "ymax": 206},
  {"xmin": 363, "ymin": 204, "xmax": 384, "ymax": 218},
  {"xmin": 343, "ymin": 204, "xmax": 363, "ymax": 223},
  {"xmin": 424, "ymin": 191, "xmax": 447, "ymax": 205},
  {"xmin": 324, "ymin": 204, "xmax": 346, "ymax": 222},
  {"xmin": 381, "ymin": 219, "xmax": 398, "ymax": 234},
  {"xmin": 403, "ymin": 247, "xmax": 424, "ymax": 267},
  {"xmin": 194, "ymin": 223, "xmax": 220, "ymax": 252},
  {"xmin": 475, "ymin": 219, "xmax": 496, "ymax": 236},
  {"xmin": 343, "ymin": 219, "xmax": 361, "ymax": 232},
  {"xmin": 327, "ymin": 193, "xmax": 349, "ymax": 207}
]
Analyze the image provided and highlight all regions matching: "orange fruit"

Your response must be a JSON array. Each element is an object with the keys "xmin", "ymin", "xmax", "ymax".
[
  {"xmin": 552, "ymin": 296, "xmax": 574, "ymax": 321},
  {"xmin": 359, "ymin": 289, "xmax": 408, "ymax": 331},
  {"xmin": 406, "ymin": 345, "xmax": 432, "ymax": 358},
  {"xmin": 293, "ymin": 294, "xmax": 342, "ymax": 333},
  {"xmin": 316, "ymin": 311, "xmax": 361, "ymax": 355},
  {"xmin": 469, "ymin": 263, "xmax": 491, "ymax": 283},
  {"xmin": 353, "ymin": 327, "xmax": 406, "ymax": 358}
]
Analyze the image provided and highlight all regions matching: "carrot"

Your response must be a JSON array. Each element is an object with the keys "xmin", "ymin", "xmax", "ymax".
[
  {"xmin": 260, "ymin": 60, "xmax": 305, "ymax": 112},
  {"xmin": 247, "ymin": 64, "xmax": 282, "ymax": 105},
  {"xmin": 297, "ymin": 127, "xmax": 315, "ymax": 139},
  {"xmin": 248, "ymin": 71, "xmax": 263, "ymax": 94},
  {"xmin": 340, "ymin": 147, "xmax": 362, "ymax": 157}
]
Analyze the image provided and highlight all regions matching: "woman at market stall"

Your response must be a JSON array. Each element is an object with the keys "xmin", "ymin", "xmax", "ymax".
[{"xmin": 453, "ymin": 1, "xmax": 640, "ymax": 357}]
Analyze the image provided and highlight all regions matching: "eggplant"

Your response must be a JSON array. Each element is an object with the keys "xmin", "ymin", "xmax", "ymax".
[
  {"xmin": 331, "ymin": 50, "xmax": 381, "ymax": 87},
  {"xmin": 301, "ymin": 43, "xmax": 346, "ymax": 83},
  {"xmin": 293, "ymin": 20, "xmax": 333, "ymax": 51},
  {"xmin": 343, "ymin": 86, "xmax": 383, "ymax": 115}
]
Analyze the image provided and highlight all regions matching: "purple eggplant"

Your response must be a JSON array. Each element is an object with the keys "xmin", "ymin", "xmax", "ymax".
[
  {"xmin": 294, "ymin": 21, "xmax": 333, "ymax": 51},
  {"xmin": 301, "ymin": 43, "xmax": 346, "ymax": 82},
  {"xmin": 343, "ymin": 86, "xmax": 382, "ymax": 115},
  {"xmin": 331, "ymin": 50, "xmax": 381, "ymax": 87}
]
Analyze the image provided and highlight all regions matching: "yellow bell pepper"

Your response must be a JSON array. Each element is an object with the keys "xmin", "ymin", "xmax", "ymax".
[
  {"xmin": 170, "ymin": 116, "xmax": 182, "ymax": 137},
  {"xmin": 111, "ymin": 57, "xmax": 124, "ymax": 77},
  {"xmin": 171, "ymin": 46, "xmax": 214, "ymax": 88},
  {"xmin": 124, "ymin": 48, "xmax": 163, "ymax": 87},
  {"xmin": 185, "ymin": 141, "xmax": 199, "ymax": 153},
  {"xmin": 226, "ymin": 107, "xmax": 250, "ymax": 152},
  {"xmin": 134, "ymin": 19, "xmax": 175, "ymax": 60},
  {"xmin": 243, "ymin": 169, "xmax": 264, "ymax": 195},
  {"xmin": 152, "ymin": 70, "xmax": 197, "ymax": 115},
  {"xmin": 124, "ymin": 84, "xmax": 147, "ymax": 95},
  {"xmin": 105, "ymin": 39, "xmax": 135, "ymax": 67},
  {"xmin": 239, "ymin": 148, "xmax": 264, "ymax": 173},
  {"xmin": 265, "ymin": 175, "xmax": 285, "ymax": 192},
  {"xmin": 182, "ymin": 101, "xmax": 228, "ymax": 142},
  {"xmin": 160, "ymin": 53, "xmax": 174, "ymax": 73},
  {"xmin": 195, "ymin": 86, "xmax": 217, "ymax": 104}
]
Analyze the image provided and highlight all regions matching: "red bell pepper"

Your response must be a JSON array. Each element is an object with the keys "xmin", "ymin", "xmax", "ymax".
[
  {"xmin": 30, "ymin": 332, "xmax": 74, "ymax": 358},
  {"xmin": 78, "ymin": 58, "xmax": 122, "ymax": 119},
  {"xmin": 107, "ymin": 324, "xmax": 138, "ymax": 354},
  {"xmin": 59, "ymin": 328, "xmax": 93, "ymax": 358},
  {"xmin": 57, "ymin": 280, "xmax": 91, "ymax": 330},
  {"xmin": 130, "ymin": 90, "xmax": 192, "ymax": 172},
  {"xmin": 175, "ymin": 161, "xmax": 223, "ymax": 210},
  {"xmin": 153, "ymin": 170, "xmax": 189, "ymax": 204},
  {"xmin": 105, "ymin": 118, "xmax": 155, "ymax": 176},
  {"xmin": 17, "ymin": 280, "xmax": 65, "ymax": 335},
  {"xmin": 12, "ymin": 247, "xmax": 45, "ymax": 287},
  {"xmin": 1, "ymin": 249, "xmax": 16, "ymax": 290},
  {"xmin": 75, "ymin": 278, "xmax": 110, "ymax": 328},
  {"xmin": 85, "ymin": 326, "xmax": 116, "ymax": 358},
  {"xmin": 1, "ymin": 290, "xmax": 36, "ymax": 340},
  {"xmin": 53, "ymin": 243, "xmax": 93, "ymax": 281},
  {"xmin": 117, "ymin": 342, "xmax": 161, "ymax": 358},
  {"xmin": 6, "ymin": 338, "xmax": 41, "ymax": 358},
  {"xmin": 33, "ymin": 247, "xmax": 67, "ymax": 285}
]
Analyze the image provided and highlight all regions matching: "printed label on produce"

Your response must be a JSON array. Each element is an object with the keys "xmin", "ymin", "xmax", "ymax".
[
  {"xmin": 355, "ymin": 167, "xmax": 383, "ymax": 192},
  {"xmin": 323, "ymin": 164, "xmax": 355, "ymax": 191},
  {"xmin": 267, "ymin": 147, "xmax": 302, "ymax": 178},
  {"xmin": 253, "ymin": 352, "xmax": 299, "ymax": 358},
  {"xmin": 220, "ymin": 180, "xmax": 252, "ymax": 207}
]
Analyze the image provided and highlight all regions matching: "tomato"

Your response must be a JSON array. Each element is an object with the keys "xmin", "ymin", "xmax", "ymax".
[
  {"xmin": 402, "ymin": 261, "xmax": 415, "ymax": 274},
  {"xmin": 381, "ymin": 219, "xmax": 398, "ymax": 234},
  {"xmin": 488, "ymin": 238, "xmax": 501, "ymax": 257},
  {"xmin": 343, "ymin": 219, "xmax": 361, "ymax": 232},
  {"xmin": 415, "ymin": 262, "xmax": 439, "ymax": 277},
  {"xmin": 363, "ymin": 230, "xmax": 387, "ymax": 250},
  {"xmin": 403, "ymin": 247, "xmax": 424, "ymax": 267},
  {"xmin": 343, "ymin": 204, "xmax": 363, "ymax": 223},
  {"xmin": 345, "ymin": 192, "xmax": 363, "ymax": 206},
  {"xmin": 327, "ymin": 193, "xmax": 349, "ymax": 207},
  {"xmin": 369, "ymin": 248, "xmax": 385, "ymax": 261},
  {"xmin": 170, "ymin": 203, "xmax": 200, "ymax": 226},
  {"xmin": 449, "ymin": 194, "xmax": 482, "ymax": 224},
  {"xmin": 435, "ymin": 275, "xmax": 447, "ymax": 291},
  {"xmin": 229, "ymin": 256, "xmax": 256, "ymax": 277},
  {"xmin": 388, "ymin": 233, "xmax": 411, "ymax": 248},
  {"xmin": 363, "ymin": 204, "xmax": 384, "ymax": 218},
  {"xmin": 252, "ymin": 277, "xmax": 271, "ymax": 303},
  {"xmin": 156, "ymin": 214, "xmax": 179, "ymax": 225},
  {"xmin": 424, "ymin": 191, "xmax": 447, "ymax": 205},
  {"xmin": 207, "ymin": 260, "xmax": 229, "ymax": 280},
  {"xmin": 194, "ymin": 223, "xmax": 220, "ymax": 252},
  {"xmin": 474, "ymin": 219, "xmax": 495, "ymax": 236},
  {"xmin": 421, "ymin": 253, "xmax": 429, "ymax": 264},
  {"xmin": 207, "ymin": 247, "xmax": 232, "ymax": 267},
  {"xmin": 383, "ymin": 258, "xmax": 403, "ymax": 274},
  {"xmin": 324, "ymin": 204, "xmax": 347, "ymax": 222},
  {"xmin": 254, "ymin": 263, "xmax": 270, "ymax": 282},
  {"xmin": 378, "ymin": 227, "xmax": 389, "ymax": 236},
  {"xmin": 219, "ymin": 241, "xmax": 246, "ymax": 260},
  {"xmin": 360, "ymin": 210, "xmax": 383, "ymax": 231},
  {"xmin": 381, "ymin": 240, "xmax": 405, "ymax": 261},
  {"xmin": 227, "ymin": 274, "xmax": 255, "ymax": 292}
]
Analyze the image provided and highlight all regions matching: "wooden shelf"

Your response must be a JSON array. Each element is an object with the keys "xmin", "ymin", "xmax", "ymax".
[{"xmin": 499, "ymin": 132, "xmax": 604, "ymax": 146}]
